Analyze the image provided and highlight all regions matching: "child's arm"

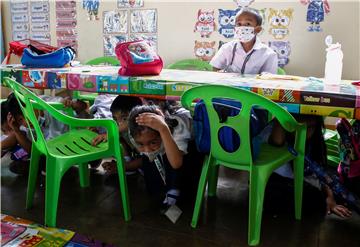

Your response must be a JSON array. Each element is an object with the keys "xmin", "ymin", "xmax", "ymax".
[
  {"xmin": 323, "ymin": 185, "xmax": 352, "ymax": 218},
  {"xmin": 92, "ymin": 133, "xmax": 107, "ymax": 146},
  {"xmin": 0, "ymin": 132, "xmax": 17, "ymax": 150},
  {"xmin": 125, "ymin": 157, "xmax": 142, "ymax": 171},
  {"xmin": 8, "ymin": 114, "xmax": 32, "ymax": 153},
  {"xmin": 136, "ymin": 112, "xmax": 184, "ymax": 169}
]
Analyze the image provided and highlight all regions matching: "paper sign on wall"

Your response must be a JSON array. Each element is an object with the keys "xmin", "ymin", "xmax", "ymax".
[
  {"xmin": 118, "ymin": 0, "xmax": 144, "ymax": 8},
  {"xmin": 103, "ymin": 10, "xmax": 128, "ymax": 33},
  {"xmin": 194, "ymin": 41, "xmax": 216, "ymax": 61},
  {"xmin": 268, "ymin": 41, "xmax": 291, "ymax": 68},
  {"xmin": 194, "ymin": 9, "xmax": 216, "ymax": 38},
  {"xmin": 104, "ymin": 35, "xmax": 128, "ymax": 56},
  {"xmin": 300, "ymin": 0, "xmax": 330, "ymax": 32},
  {"xmin": 56, "ymin": 0, "xmax": 78, "ymax": 51},
  {"xmin": 268, "ymin": 8, "xmax": 294, "ymax": 39},
  {"xmin": 130, "ymin": 9, "xmax": 157, "ymax": 33}
]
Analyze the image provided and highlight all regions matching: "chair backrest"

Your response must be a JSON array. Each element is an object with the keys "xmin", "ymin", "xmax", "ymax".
[
  {"xmin": 85, "ymin": 56, "xmax": 120, "ymax": 66},
  {"xmin": 5, "ymin": 77, "xmax": 50, "ymax": 154},
  {"xmin": 181, "ymin": 85, "xmax": 299, "ymax": 166},
  {"xmin": 167, "ymin": 59, "xmax": 213, "ymax": 71}
]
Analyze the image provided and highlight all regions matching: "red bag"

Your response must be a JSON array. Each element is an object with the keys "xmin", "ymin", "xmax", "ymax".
[
  {"xmin": 3, "ymin": 39, "xmax": 58, "ymax": 64},
  {"xmin": 115, "ymin": 40, "xmax": 163, "ymax": 76}
]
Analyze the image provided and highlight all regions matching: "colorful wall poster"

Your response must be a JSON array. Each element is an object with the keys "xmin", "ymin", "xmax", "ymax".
[
  {"xmin": 194, "ymin": 9, "xmax": 216, "ymax": 38},
  {"xmin": 194, "ymin": 41, "xmax": 216, "ymax": 61},
  {"xmin": 268, "ymin": 41, "xmax": 291, "ymax": 68},
  {"xmin": 104, "ymin": 35, "xmax": 128, "ymax": 56},
  {"xmin": 130, "ymin": 9, "xmax": 157, "ymax": 33},
  {"xmin": 268, "ymin": 8, "xmax": 294, "ymax": 39},
  {"xmin": 300, "ymin": 0, "xmax": 330, "ymax": 32},
  {"xmin": 103, "ymin": 10, "xmax": 128, "ymax": 34},
  {"xmin": 56, "ymin": 0, "xmax": 78, "ymax": 51},
  {"xmin": 118, "ymin": 0, "xmax": 144, "ymax": 8},
  {"xmin": 82, "ymin": 0, "xmax": 100, "ymax": 21}
]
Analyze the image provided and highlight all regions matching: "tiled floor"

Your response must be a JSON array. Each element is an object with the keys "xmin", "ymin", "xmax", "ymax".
[{"xmin": 1, "ymin": 154, "xmax": 359, "ymax": 247}]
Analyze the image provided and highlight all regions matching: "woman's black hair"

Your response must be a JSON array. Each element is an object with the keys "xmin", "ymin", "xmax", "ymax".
[{"xmin": 128, "ymin": 105, "xmax": 176, "ymax": 138}]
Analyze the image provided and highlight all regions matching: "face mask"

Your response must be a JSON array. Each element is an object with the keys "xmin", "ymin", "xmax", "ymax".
[
  {"xmin": 235, "ymin": 26, "xmax": 255, "ymax": 43},
  {"xmin": 141, "ymin": 143, "xmax": 165, "ymax": 162}
]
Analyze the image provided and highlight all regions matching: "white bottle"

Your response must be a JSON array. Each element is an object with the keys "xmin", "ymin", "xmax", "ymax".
[{"xmin": 324, "ymin": 35, "xmax": 343, "ymax": 85}]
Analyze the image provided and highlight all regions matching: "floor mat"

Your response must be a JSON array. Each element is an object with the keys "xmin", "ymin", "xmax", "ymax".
[{"xmin": 1, "ymin": 214, "xmax": 116, "ymax": 247}]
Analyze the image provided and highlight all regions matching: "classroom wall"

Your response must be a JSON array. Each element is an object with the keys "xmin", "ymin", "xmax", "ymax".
[{"xmin": 1, "ymin": 0, "xmax": 359, "ymax": 80}]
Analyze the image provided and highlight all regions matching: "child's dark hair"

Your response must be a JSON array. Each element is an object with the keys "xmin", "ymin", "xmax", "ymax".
[
  {"xmin": 6, "ymin": 93, "xmax": 22, "ymax": 118},
  {"xmin": 110, "ymin": 95, "xmax": 142, "ymax": 114},
  {"xmin": 236, "ymin": 7, "xmax": 263, "ymax": 26},
  {"xmin": 128, "ymin": 105, "xmax": 175, "ymax": 138},
  {"xmin": 1, "ymin": 100, "xmax": 9, "ymax": 125}
]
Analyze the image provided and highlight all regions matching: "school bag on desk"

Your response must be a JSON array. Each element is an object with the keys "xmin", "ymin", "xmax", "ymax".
[
  {"xmin": 21, "ymin": 46, "xmax": 76, "ymax": 68},
  {"xmin": 115, "ymin": 40, "xmax": 163, "ymax": 76}
]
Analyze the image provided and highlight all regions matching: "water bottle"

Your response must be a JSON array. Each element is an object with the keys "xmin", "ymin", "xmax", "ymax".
[{"xmin": 324, "ymin": 35, "xmax": 343, "ymax": 85}]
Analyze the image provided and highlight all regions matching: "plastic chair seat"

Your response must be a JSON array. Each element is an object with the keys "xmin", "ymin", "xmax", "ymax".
[{"xmin": 47, "ymin": 129, "xmax": 106, "ymax": 158}]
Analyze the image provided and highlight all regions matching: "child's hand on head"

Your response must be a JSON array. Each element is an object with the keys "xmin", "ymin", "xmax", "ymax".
[
  {"xmin": 61, "ymin": 97, "xmax": 73, "ymax": 108},
  {"xmin": 92, "ymin": 133, "xmax": 107, "ymax": 146},
  {"xmin": 136, "ymin": 112, "xmax": 168, "ymax": 133}
]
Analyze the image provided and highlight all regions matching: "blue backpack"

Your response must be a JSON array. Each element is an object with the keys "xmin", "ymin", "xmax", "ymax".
[{"xmin": 193, "ymin": 98, "xmax": 265, "ymax": 160}]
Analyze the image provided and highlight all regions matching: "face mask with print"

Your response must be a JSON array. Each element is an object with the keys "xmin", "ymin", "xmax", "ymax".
[
  {"xmin": 235, "ymin": 26, "xmax": 255, "ymax": 43},
  {"xmin": 141, "ymin": 143, "xmax": 165, "ymax": 162}
]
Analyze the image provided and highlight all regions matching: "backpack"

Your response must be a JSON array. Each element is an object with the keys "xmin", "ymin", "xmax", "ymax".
[
  {"xmin": 336, "ymin": 118, "xmax": 360, "ymax": 182},
  {"xmin": 115, "ymin": 40, "xmax": 163, "ymax": 76},
  {"xmin": 193, "ymin": 98, "xmax": 264, "ymax": 160}
]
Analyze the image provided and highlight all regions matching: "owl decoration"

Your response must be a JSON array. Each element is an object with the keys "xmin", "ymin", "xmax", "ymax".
[
  {"xmin": 194, "ymin": 9, "xmax": 216, "ymax": 38},
  {"xmin": 268, "ymin": 8, "xmax": 294, "ymax": 39},
  {"xmin": 268, "ymin": 41, "xmax": 291, "ymax": 68},
  {"xmin": 233, "ymin": 0, "xmax": 255, "ymax": 7},
  {"xmin": 218, "ymin": 9, "xmax": 240, "ymax": 39},
  {"xmin": 194, "ymin": 41, "xmax": 216, "ymax": 61}
]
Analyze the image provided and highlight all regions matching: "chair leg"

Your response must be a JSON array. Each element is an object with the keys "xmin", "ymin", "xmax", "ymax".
[
  {"xmin": 248, "ymin": 169, "xmax": 267, "ymax": 246},
  {"xmin": 191, "ymin": 155, "xmax": 212, "ymax": 228},
  {"xmin": 45, "ymin": 158, "xmax": 61, "ymax": 227},
  {"xmin": 26, "ymin": 147, "xmax": 41, "ymax": 209},
  {"xmin": 79, "ymin": 163, "xmax": 90, "ymax": 188},
  {"xmin": 116, "ymin": 158, "xmax": 131, "ymax": 221},
  {"xmin": 293, "ymin": 156, "xmax": 304, "ymax": 220},
  {"xmin": 207, "ymin": 164, "xmax": 219, "ymax": 197}
]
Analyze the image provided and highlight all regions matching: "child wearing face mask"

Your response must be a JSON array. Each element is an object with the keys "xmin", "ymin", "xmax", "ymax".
[
  {"xmin": 128, "ymin": 105, "xmax": 192, "ymax": 209},
  {"xmin": 210, "ymin": 7, "xmax": 278, "ymax": 74}
]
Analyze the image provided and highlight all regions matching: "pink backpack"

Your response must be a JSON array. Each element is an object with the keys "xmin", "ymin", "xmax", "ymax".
[{"xmin": 115, "ymin": 40, "xmax": 163, "ymax": 76}]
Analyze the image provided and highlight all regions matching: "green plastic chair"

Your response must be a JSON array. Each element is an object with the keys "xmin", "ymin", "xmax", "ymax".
[
  {"xmin": 4, "ymin": 77, "xmax": 130, "ymax": 227},
  {"xmin": 277, "ymin": 67, "xmax": 286, "ymax": 75},
  {"xmin": 167, "ymin": 59, "xmax": 213, "ymax": 71},
  {"xmin": 323, "ymin": 128, "xmax": 340, "ymax": 167},
  {"xmin": 181, "ymin": 85, "xmax": 307, "ymax": 246},
  {"xmin": 73, "ymin": 57, "xmax": 120, "ymax": 105}
]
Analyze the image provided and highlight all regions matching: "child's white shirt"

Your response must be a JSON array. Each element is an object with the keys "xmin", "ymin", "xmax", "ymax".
[
  {"xmin": 89, "ymin": 94, "xmax": 117, "ymax": 119},
  {"xmin": 210, "ymin": 37, "xmax": 278, "ymax": 74},
  {"xmin": 169, "ymin": 108, "xmax": 192, "ymax": 154}
]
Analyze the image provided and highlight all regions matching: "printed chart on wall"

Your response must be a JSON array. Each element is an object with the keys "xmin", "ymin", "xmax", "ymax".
[
  {"xmin": 55, "ymin": 0, "xmax": 78, "ymax": 51},
  {"xmin": 10, "ymin": 0, "xmax": 51, "ymax": 44},
  {"xmin": 103, "ymin": 1, "xmax": 158, "ymax": 57}
]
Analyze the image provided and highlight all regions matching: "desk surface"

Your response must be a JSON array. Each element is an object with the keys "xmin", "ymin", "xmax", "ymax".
[{"xmin": 1, "ymin": 65, "xmax": 359, "ymax": 119}]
